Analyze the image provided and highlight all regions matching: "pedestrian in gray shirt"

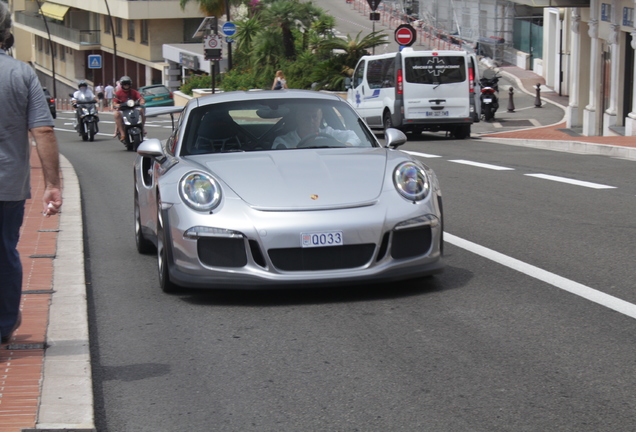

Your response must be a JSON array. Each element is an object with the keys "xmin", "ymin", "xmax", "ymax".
[{"xmin": 0, "ymin": 2, "xmax": 62, "ymax": 344}]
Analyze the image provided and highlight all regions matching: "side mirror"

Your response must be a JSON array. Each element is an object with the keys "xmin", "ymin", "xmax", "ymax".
[
  {"xmin": 137, "ymin": 138, "xmax": 164, "ymax": 158},
  {"xmin": 344, "ymin": 77, "xmax": 352, "ymax": 89},
  {"xmin": 384, "ymin": 128, "xmax": 407, "ymax": 149}
]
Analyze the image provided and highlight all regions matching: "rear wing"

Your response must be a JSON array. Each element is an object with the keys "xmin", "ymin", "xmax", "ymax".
[{"xmin": 144, "ymin": 106, "xmax": 185, "ymax": 130}]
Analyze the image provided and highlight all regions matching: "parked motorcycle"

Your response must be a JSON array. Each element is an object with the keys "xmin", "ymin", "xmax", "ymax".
[
  {"xmin": 480, "ymin": 70, "xmax": 500, "ymax": 122},
  {"xmin": 119, "ymin": 99, "xmax": 145, "ymax": 151},
  {"xmin": 72, "ymin": 96, "xmax": 99, "ymax": 141}
]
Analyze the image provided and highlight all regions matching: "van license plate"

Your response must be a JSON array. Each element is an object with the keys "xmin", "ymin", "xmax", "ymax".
[
  {"xmin": 426, "ymin": 111, "xmax": 449, "ymax": 117},
  {"xmin": 301, "ymin": 231, "xmax": 343, "ymax": 248}
]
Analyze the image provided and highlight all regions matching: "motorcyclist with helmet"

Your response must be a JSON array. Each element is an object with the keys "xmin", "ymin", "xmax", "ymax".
[
  {"xmin": 72, "ymin": 80, "xmax": 97, "ymax": 130},
  {"xmin": 113, "ymin": 76, "xmax": 145, "ymax": 140}
]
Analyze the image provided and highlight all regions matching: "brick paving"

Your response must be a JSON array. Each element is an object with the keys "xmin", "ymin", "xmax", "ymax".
[
  {"xmin": 483, "ymin": 121, "xmax": 636, "ymax": 147},
  {"xmin": 0, "ymin": 149, "xmax": 61, "ymax": 432}
]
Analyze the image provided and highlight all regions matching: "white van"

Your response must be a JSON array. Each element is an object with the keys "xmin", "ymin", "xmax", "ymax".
[{"xmin": 347, "ymin": 48, "xmax": 480, "ymax": 139}]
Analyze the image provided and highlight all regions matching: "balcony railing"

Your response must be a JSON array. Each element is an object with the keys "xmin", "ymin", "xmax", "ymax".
[{"xmin": 15, "ymin": 12, "xmax": 100, "ymax": 45}]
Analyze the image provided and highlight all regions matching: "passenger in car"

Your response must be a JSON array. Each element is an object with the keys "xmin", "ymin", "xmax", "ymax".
[{"xmin": 273, "ymin": 107, "xmax": 360, "ymax": 149}]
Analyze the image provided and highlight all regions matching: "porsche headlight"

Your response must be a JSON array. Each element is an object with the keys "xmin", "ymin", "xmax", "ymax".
[
  {"xmin": 179, "ymin": 171, "xmax": 221, "ymax": 212},
  {"xmin": 393, "ymin": 162, "xmax": 430, "ymax": 201}
]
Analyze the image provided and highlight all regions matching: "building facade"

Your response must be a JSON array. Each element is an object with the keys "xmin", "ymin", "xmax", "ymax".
[{"xmin": 9, "ymin": 0, "xmax": 205, "ymax": 98}]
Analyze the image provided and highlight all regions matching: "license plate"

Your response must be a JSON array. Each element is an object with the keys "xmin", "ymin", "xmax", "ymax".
[
  {"xmin": 483, "ymin": 98, "xmax": 493, "ymax": 103},
  {"xmin": 425, "ymin": 111, "xmax": 449, "ymax": 117},
  {"xmin": 153, "ymin": 97, "xmax": 163, "ymax": 101},
  {"xmin": 301, "ymin": 231, "xmax": 343, "ymax": 248}
]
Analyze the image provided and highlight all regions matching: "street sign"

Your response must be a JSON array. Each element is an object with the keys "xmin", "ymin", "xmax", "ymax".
[
  {"xmin": 222, "ymin": 22, "xmax": 237, "ymax": 37},
  {"xmin": 87, "ymin": 54, "xmax": 102, "ymax": 69},
  {"xmin": 180, "ymin": 52, "xmax": 199, "ymax": 70},
  {"xmin": 205, "ymin": 49, "xmax": 222, "ymax": 61},
  {"xmin": 204, "ymin": 35, "xmax": 223, "ymax": 50},
  {"xmin": 366, "ymin": 0, "xmax": 382, "ymax": 11},
  {"xmin": 395, "ymin": 24, "xmax": 416, "ymax": 47}
]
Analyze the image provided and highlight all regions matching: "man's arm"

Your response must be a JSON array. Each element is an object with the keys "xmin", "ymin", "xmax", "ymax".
[{"xmin": 30, "ymin": 126, "xmax": 62, "ymax": 216}]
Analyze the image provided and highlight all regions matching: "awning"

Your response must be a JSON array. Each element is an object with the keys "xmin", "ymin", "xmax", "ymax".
[{"xmin": 39, "ymin": 2, "xmax": 70, "ymax": 21}]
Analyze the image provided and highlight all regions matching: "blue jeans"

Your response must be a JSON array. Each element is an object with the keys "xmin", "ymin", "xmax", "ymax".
[{"xmin": 0, "ymin": 200, "xmax": 25, "ymax": 337}]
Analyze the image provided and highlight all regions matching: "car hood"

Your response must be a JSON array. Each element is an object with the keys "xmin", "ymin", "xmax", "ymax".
[{"xmin": 195, "ymin": 148, "xmax": 389, "ymax": 210}]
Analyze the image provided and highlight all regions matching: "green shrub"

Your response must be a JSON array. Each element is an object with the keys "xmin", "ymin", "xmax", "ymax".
[{"xmin": 179, "ymin": 75, "xmax": 212, "ymax": 96}]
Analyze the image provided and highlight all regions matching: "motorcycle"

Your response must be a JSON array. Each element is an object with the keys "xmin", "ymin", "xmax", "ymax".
[
  {"xmin": 72, "ymin": 96, "xmax": 99, "ymax": 141},
  {"xmin": 480, "ymin": 70, "xmax": 500, "ymax": 122},
  {"xmin": 119, "ymin": 99, "xmax": 145, "ymax": 151}
]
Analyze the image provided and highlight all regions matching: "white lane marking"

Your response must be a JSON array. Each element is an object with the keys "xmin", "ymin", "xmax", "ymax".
[
  {"xmin": 445, "ymin": 233, "xmax": 636, "ymax": 320},
  {"xmin": 402, "ymin": 150, "xmax": 443, "ymax": 158},
  {"xmin": 449, "ymin": 159, "xmax": 515, "ymax": 170},
  {"xmin": 525, "ymin": 174, "xmax": 617, "ymax": 189}
]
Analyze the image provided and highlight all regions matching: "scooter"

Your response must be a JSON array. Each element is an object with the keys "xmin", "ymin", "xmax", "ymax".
[
  {"xmin": 480, "ymin": 71, "xmax": 500, "ymax": 122},
  {"xmin": 72, "ymin": 97, "xmax": 99, "ymax": 141},
  {"xmin": 119, "ymin": 99, "xmax": 144, "ymax": 151}
]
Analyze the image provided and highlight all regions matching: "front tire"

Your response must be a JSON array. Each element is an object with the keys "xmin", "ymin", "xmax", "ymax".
[
  {"xmin": 156, "ymin": 203, "xmax": 178, "ymax": 294},
  {"xmin": 134, "ymin": 191, "xmax": 155, "ymax": 254},
  {"xmin": 88, "ymin": 123, "xmax": 96, "ymax": 142}
]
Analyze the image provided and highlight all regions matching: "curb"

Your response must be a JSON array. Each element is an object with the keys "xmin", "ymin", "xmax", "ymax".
[
  {"xmin": 479, "ymin": 136, "xmax": 636, "ymax": 161},
  {"xmin": 34, "ymin": 154, "xmax": 96, "ymax": 431}
]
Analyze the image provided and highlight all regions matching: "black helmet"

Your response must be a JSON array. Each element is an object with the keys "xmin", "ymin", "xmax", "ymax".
[
  {"xmin": 120, "ymin": 76, "xmax": 132, "ymax": 86},
  {"xmin": 78, "ymin": 80, "xmax": 87, "ymax": 88}
]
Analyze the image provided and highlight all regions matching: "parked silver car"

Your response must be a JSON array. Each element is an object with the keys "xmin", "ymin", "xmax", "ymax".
[{"xmin": 134, "ymin": 90, "xmax": 444, "ymax": 292}]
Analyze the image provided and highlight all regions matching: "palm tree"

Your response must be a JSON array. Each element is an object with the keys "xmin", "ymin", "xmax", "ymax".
[
  {"xmin": 318, "ymin": 30, "xmax": 389, "ymax": 69},
  {"xmin": 233, "ymin": 15, "xmax": 262, "ymax": 56},
  {"xmin": 259, "ymin": 0, "xmax": 322, "ymax": 60}
]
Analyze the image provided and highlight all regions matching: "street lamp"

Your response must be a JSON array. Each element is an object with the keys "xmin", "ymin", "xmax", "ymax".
[
  {"xmin": 33, "ymin": 0, "xmax": 56, "ymax": 99},
  {"xmin": 104, "ymin": 0, "xmax": 117, "ymax": 85}
]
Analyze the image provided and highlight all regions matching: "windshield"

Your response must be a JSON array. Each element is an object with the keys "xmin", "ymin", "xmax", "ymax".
[
  {"xmin": 404, "ymin": 56, "xmax": 466, "ymax": 85},
  {"xmin": 180, "ymin": 98, "xmax": 378, "ymax": 155}
]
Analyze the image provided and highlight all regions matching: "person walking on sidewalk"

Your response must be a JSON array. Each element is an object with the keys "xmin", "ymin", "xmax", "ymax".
[
  {"xmin": 0, "ymin": 2, "xmax": 62, "ymax": 344},
  {"xmin": 104, "ymin": 82, "xmax": 114, "ymax": 112}
]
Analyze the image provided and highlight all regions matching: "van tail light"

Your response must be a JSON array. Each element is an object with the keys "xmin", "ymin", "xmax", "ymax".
[
  {"xmin": 468, "ymin": 67, "xmax": 475, "ymax": 93},
  {"xmin": 397, "ymin": 69, "xmax": 403, "ymax": 95}
]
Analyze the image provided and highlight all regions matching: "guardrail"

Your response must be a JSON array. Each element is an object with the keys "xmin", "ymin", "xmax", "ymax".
[{"xmin": 350, "ymin": 0, "xmax": 473, "ymax": 52}]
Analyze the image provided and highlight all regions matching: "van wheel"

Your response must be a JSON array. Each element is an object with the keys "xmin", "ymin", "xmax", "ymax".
[
  {"xmin": 383, "ymin": 111, "xmax": 393, "ymax": 132},
  {"xmin": 453, "ymin": 126, "xmax": 471, "ymax": 139}
]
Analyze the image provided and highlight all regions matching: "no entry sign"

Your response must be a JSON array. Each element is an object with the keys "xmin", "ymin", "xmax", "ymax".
[{"xmin": 395, "ymin": 24, "xmax": 416, "ymax": 47}]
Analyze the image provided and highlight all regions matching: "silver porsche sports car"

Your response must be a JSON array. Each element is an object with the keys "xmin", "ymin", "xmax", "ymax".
[{"xmin": 134, "ymin": 90, "xmax": 444, "ymax": 292}]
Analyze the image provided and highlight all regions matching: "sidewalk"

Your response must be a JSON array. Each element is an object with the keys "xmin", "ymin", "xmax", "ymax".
[
  {"xmin": 481, "ymin": 64, "xmax": 636, "ymax": 160},
  {"xmin": 0, "ymin": 150, "xmax": 93, "ymax": 432},
  {"xmin": 1, "ymin": 66, "xmax": 635, "ymax": 432}
]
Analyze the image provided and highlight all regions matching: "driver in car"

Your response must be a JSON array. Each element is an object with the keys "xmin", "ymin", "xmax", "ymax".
[{"xmin": 273, "ymin": 107, "xmax": 361, "ymax": 149}]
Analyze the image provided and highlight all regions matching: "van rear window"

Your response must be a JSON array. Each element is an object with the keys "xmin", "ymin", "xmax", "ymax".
[{"xmin": 404, "ymin": 56, "xmax": 466, "ymax": 84}]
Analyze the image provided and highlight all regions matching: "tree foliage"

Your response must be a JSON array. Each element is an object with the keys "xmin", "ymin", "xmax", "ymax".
[{"xmin": 181, "ymin": 0, "xmax": 389, "ymax": 92}]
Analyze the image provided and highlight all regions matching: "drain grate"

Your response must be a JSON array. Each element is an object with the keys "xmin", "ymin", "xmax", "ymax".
[
  {"xmin": 499, "ymin": 119, "xmax": 534, "ymax": 127},
  {"xmin": 4, "ymin": 342, "xmax": 47, "ymax": 350},
  {"xmin": 22, "ymin": 289, "xmax": 55, "ymax": 295},
  {"xmin": 38, "ymin": 229, "xmax": 60, "ymax": 232},
  {"xmin": 29, "ymin": 254, "xmax": 56, "ymax": 258}
]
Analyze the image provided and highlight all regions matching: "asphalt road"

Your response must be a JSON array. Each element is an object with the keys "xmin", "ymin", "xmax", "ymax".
[{"xmin": 55, "ymin": 111, "xmax": 636, "ymax": 431}]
